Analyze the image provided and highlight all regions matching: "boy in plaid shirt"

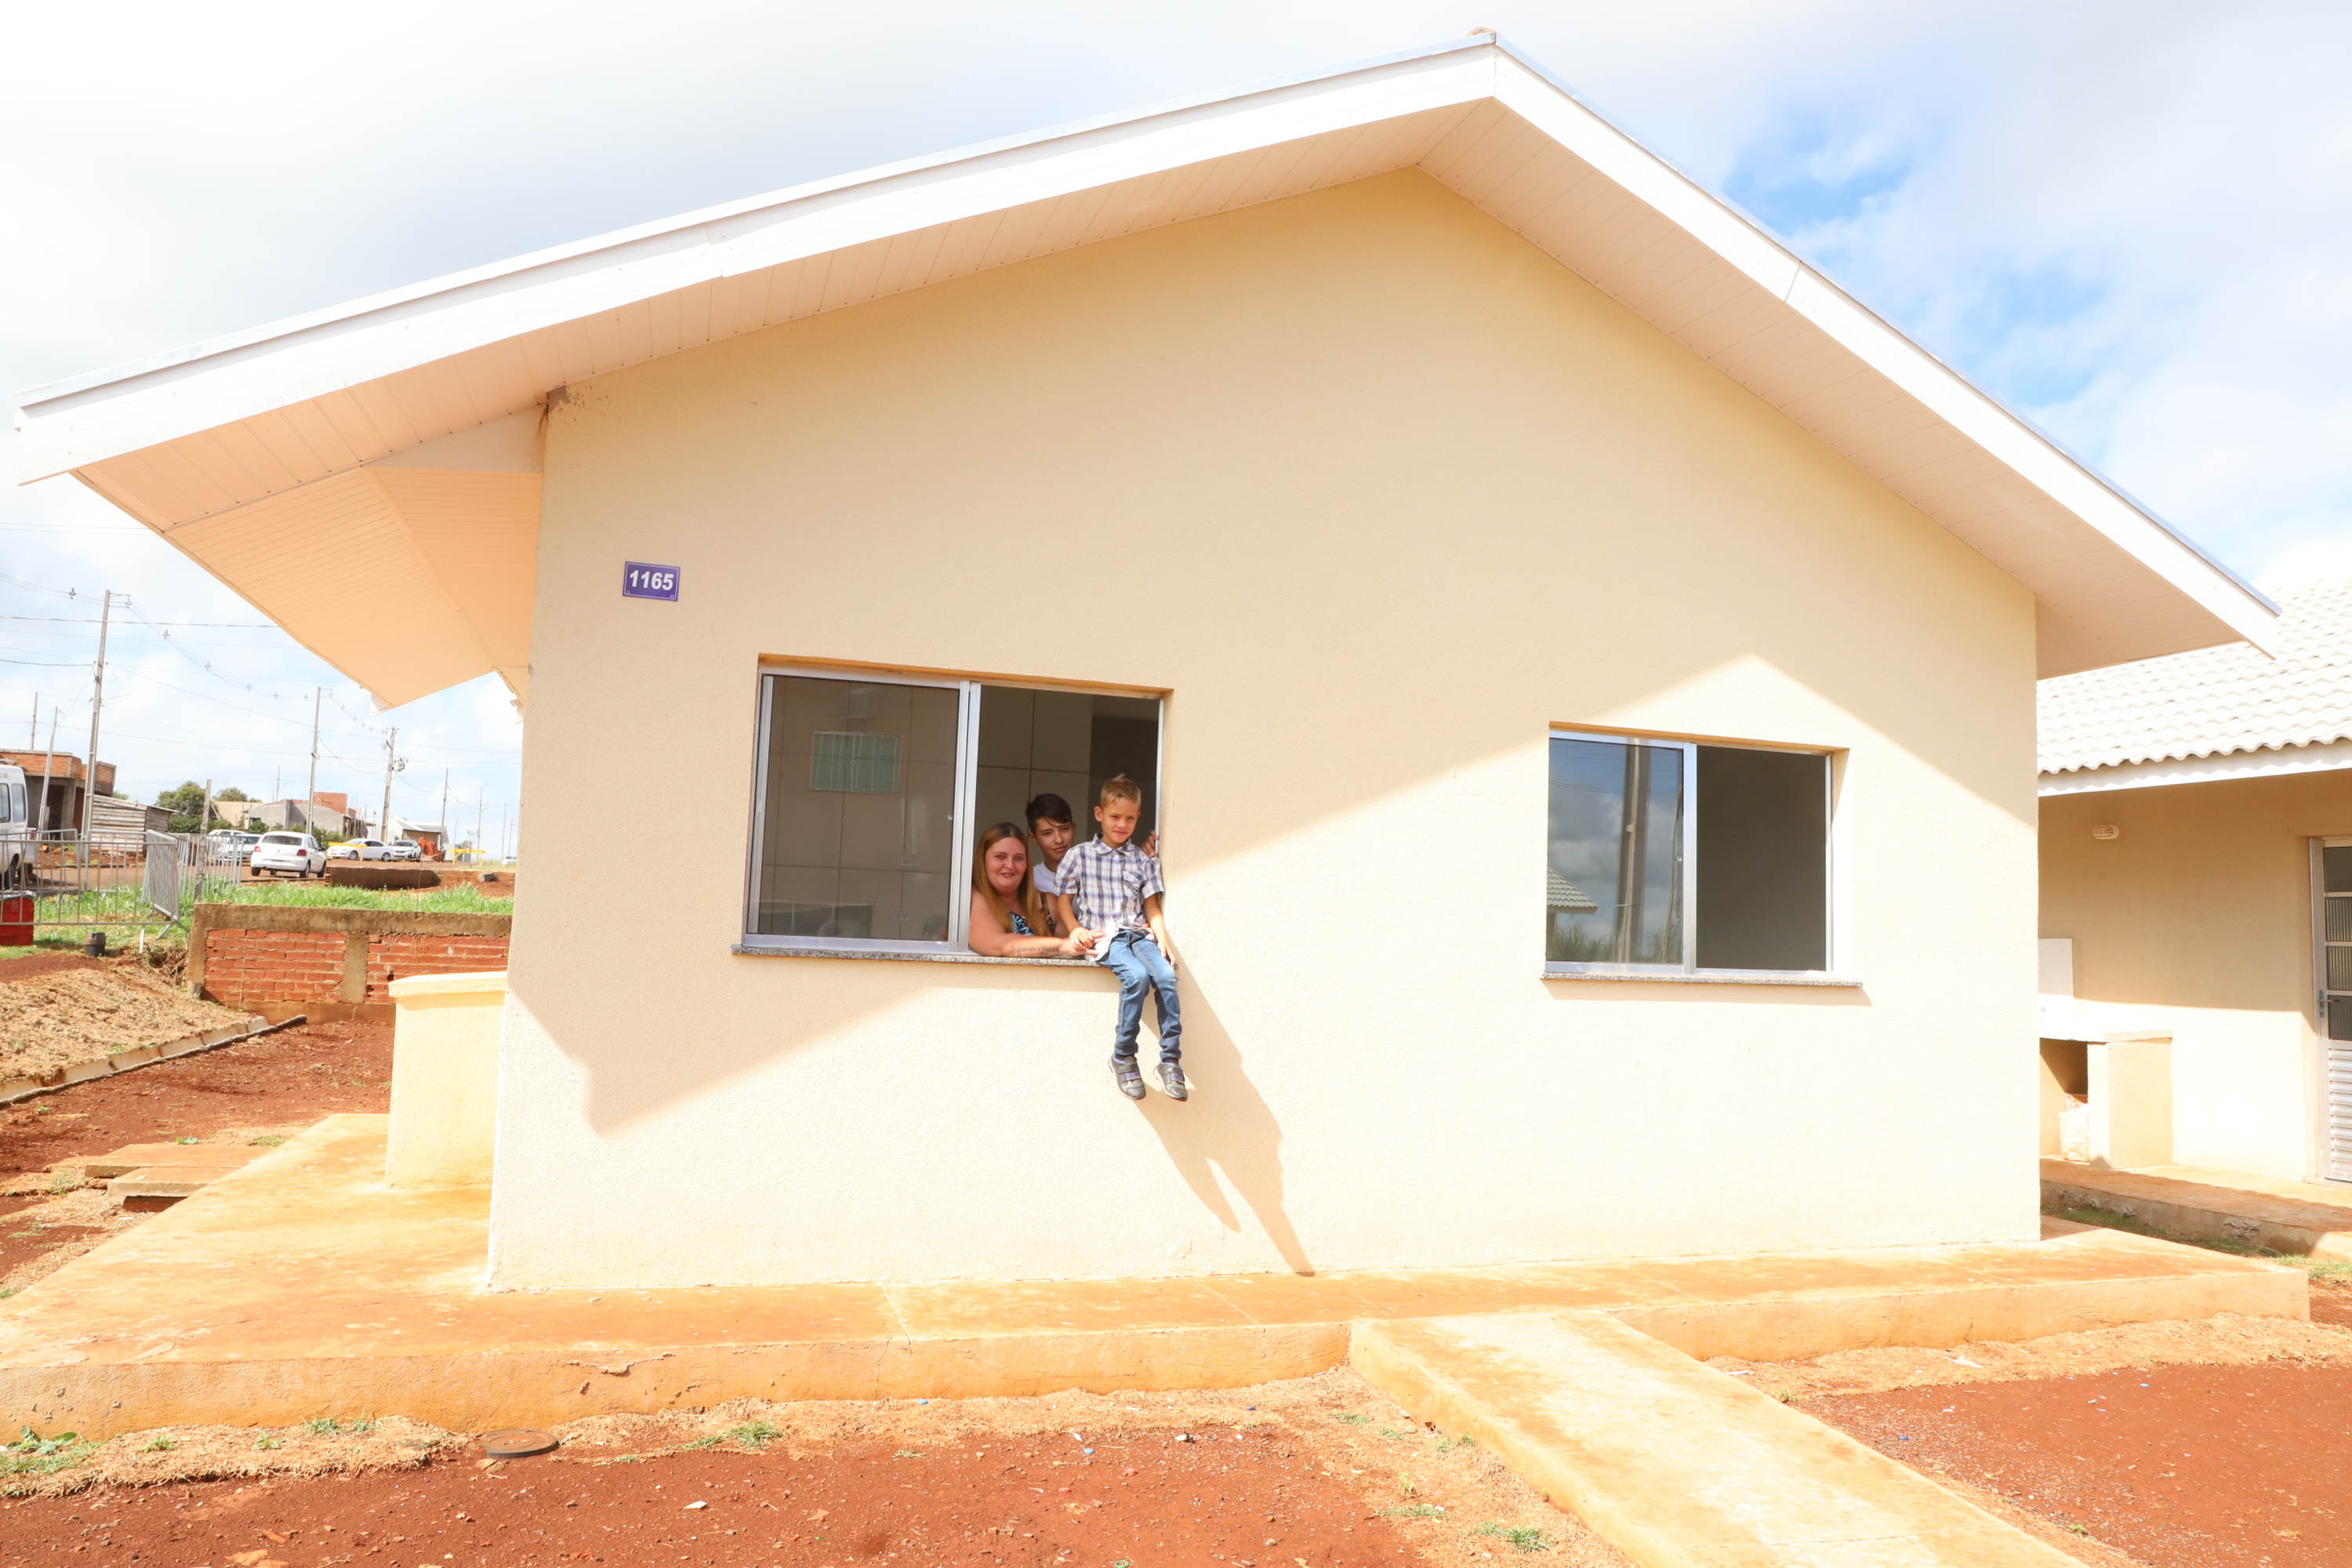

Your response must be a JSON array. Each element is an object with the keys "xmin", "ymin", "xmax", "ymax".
[{"xmin": 1053, "ymin": 774, "xmax": 1184, "ymax": 1102}]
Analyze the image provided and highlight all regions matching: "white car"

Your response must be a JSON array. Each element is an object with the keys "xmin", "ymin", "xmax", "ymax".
[
  {"xmin": 207, "ymin": 829, "xmax": 260, "ymax": 864},
  {"xmin": 328, "ymin": 838, "xmax": 391, "ymax": 861},
  {"xmin": 249, "ymin": 831, "xmax": 326, "ymax": 878},
  {"xmin": 386, "ymin": 839, "xmax": 423, "ymax": 862}
]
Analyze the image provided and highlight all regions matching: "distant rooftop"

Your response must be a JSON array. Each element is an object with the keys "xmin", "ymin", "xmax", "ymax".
[{"xmin": 2040, "ymin": 578, "xmax": 2352, "ymax": 791}]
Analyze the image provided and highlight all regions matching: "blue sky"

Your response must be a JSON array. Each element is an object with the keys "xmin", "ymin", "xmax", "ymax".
[{"xmin": 8, "ymin": 2, "xmax": 2347, "ymax": 820}]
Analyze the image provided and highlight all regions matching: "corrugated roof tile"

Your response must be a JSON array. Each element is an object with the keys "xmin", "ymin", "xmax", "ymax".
[{"xmin": 2039, "ymin": 578, "xmax": 2352, "ymax": 774}]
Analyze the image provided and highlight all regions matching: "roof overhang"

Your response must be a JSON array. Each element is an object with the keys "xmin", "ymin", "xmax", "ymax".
[
  {"xmin": 2041, "ymin": 737, "xmax": 2352, "ymax": 797},
  {"xmin": 16, "ymin": 35, "xmax": 2279, "ymax": 705}
]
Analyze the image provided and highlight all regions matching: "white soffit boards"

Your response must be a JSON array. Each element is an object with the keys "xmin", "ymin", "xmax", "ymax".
[{"xmin": 16, "ymin": 35, "xmax": 2277, "ymax": 702}]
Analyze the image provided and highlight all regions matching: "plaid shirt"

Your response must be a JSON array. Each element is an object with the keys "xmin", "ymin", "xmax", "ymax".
[{"xmin": 1058, "ymin": 836, "xmax": 1163, "ymax": 938}]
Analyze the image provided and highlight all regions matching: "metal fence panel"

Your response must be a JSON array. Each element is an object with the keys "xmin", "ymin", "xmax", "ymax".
[{"xmin": 24, "ymin": 830, "xmax": 231, "ymax": 931}]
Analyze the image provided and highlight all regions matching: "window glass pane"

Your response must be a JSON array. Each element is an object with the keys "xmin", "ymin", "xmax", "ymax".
[
  {"xmin": 2328, "ymin": 846, "xmax": 2352, "ymax": 895},
  {"xmin": 2332, "ymin": 1000, "xmax": 2352, "ymax": 1043},
  {"xmin": 753, "ymin": 674, "xmax": 958, "ymax": 942},
  {"xmin": 974, "ymin": 687, "xmax": 1160, "ymax": 846},
  {"xmin": 2330, "ymin": 946, "xmax": 2352, "ymax": 994},
  {"xmin": 1694, "ymin": 746, "xmax": 1830, "ymax": 971},
  {"xmin": 2327, "ymin": 897, "xmax": 2352, "ymax": 943},
  {"xmin": 1547, "ymin": 737, "xmax": 1684, "ymax": 965}
]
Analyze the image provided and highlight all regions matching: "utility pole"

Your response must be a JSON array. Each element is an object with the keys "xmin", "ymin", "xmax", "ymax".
[
  {"xmin": 200, "ymin": 777, "xmax": 215, "ymax": 840},
  {"xmin": 475, "ymin": 791, "xmax": 483, "ymax": 855},
  {"xmin": 438, "ymin": 769, "xmax": 449, "ymax": 860},
  {"xmin": 379, "ymin": 728, "xmax": 405, "ymax": 840},
  {"xmin": 307, "ymin": 687, "xmax": 321, "ymax": 809},
  {"xmin": 35, "ymin": 712, "xmax": 57, "ymax": 834},
  {"xmin": 26, "ymin": 694, "xmax": 34, "ymax": 749},
  {"xmin": 80, "ymin": 589, "xmax": 112, "ymax": 836},
  {"xmin": 500, "ymin": 802, "xmax": 509, "ymax": 862}
]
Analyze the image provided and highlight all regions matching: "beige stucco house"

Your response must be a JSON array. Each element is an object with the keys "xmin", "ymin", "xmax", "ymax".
[
  {"xmin": 2040, "ymin": 579, "xmax": 2352, "ymax": 1185},
  {"xmin": 17, "ymin": 38, "xmax": 2278, "ymax": 1287}
]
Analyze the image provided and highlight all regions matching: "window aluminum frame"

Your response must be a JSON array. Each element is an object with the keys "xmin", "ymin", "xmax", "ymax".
[
  {"xmin": 742, "ymin": 664, "xmax": 1163, "ymax": 958},
  {"xmin": 1544, "ymin": 727, "xmax": 1840, "ymax": 982}
]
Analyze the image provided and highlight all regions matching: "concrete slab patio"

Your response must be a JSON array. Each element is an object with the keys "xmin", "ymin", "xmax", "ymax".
[
  {"xmin": 0, "ymin": 1117, "xmax": 2302, "ymax": 1442},
  {"xmin": 2043, "ymin": 1157, "xmax": 2352, "ymax": 1259}
]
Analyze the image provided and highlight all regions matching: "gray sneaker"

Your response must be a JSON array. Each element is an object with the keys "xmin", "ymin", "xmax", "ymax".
[
  {"xmin": 1112, "ymin": 1058, "xmax": 1145, "ymax": 1100},
  {"xmin": 1157, "ymin": 1061, "xmax": 1188, "ymax": 1100}
]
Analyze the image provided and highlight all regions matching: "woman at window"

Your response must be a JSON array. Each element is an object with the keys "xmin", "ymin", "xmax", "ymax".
[{"xmin": 971, "ymin": 822, "xmax": 1081, "ymax": 958}]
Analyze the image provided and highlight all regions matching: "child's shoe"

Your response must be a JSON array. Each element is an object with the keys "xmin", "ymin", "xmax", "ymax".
[
  {"xmin": 1112, "ymin": 1058, "xmax": 1145, "ymax": 1100},
  {"xmin": 1157, "ymin": 1062, "xmax": 1188, "ymax": 1100}
]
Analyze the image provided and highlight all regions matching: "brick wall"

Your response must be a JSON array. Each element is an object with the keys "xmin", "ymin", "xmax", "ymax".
[
  {"xmin": 364, "ymin": 934, "xmax": 514, "ymax": 1001},
  {"xmin": 200, "ymin": 929, "xmax": 349, "ymax": 1007},
  {"xmin": 188, "ymin": 903, "xmax": 512, "ymax": 1021}
]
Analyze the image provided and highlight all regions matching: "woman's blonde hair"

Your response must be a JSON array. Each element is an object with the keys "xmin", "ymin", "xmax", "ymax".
[{"xmin": 973, "ymin": 821, "xmax": 1048, "ymax": 936}]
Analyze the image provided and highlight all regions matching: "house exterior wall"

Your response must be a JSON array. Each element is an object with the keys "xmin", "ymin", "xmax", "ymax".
[
  {"xmin": 2041, "ymin": 771, "xmax": 2352, "ymax": 1180},
  {"xmin": 491, "ymin": 169, "xmax": 2041, "ymax": 1288}
]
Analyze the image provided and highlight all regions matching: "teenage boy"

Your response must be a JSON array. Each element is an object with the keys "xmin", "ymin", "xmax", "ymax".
[
  {"xmin": 1054, "ymin": 775, "xmax": 1183, "ymax": 1102},
  {"xmin": 1024, "ymin": 793, "xmax": 1077, "ymax": 918}
]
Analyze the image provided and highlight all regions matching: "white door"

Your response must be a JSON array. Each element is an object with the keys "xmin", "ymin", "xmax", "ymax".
[{"xmin": 2318, "ymin": 840, "xmax": 2352, "ymax": 1182}]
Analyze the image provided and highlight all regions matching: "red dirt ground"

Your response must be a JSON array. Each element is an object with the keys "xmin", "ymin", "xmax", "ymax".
[
  {"xmin": 0, "ymin": 1427, "xmax": 1429, "ymax": 1568},
  {"xmin": 1807, "ymin": 1360, "xmax": 2352, "ymax": 1567},
  {"xmin": 0, "ymin": 1018, "xmax": 390, "ymax": 1283}
]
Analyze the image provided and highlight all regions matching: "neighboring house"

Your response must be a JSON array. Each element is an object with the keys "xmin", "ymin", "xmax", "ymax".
[
  {"xmin": 85, "ymin": 795, "xmax": 170, "ymax": 837},
  {"xmin": 2040, "ymin": 578, "xmax": 2352, "ymax": 1184},
  {"xmin": 245, "ymin": 796, "xmax": 358, "ymax": 840},
  {"xmin": 0, "ymin": 753, "xmax": 117, "ymax": 834},
  {"xmin": 16, "ymin": 38, "xmax": 2278, "ymax": 1288}
]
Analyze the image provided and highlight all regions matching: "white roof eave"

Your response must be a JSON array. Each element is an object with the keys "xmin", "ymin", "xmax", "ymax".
[{"xmin": 13, "ymin": 33, "xmax": 2281, "ymax": 666}]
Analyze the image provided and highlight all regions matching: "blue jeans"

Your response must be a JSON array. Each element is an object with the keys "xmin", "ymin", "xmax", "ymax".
[{"xmin": 1099, "ymin": 929, "xmax": 1181, "ymax": 1063}]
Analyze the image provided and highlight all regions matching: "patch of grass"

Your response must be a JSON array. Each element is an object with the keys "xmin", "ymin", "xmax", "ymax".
[
  {"xmin": 249, "ymin": 1134, "xmax": 286, "ymax": 1149},
  {"xmin": 1, "ymin": 1428, "xmax": 93, "ymax": 1477},
  {"xmin": 47, "ymin": 1173, "xmax": 74, "ymax": 1194},
  {"xmin": 0, "ymin": 1289, "xmax": 16, "ymax": 1301},
  {"xmin": 1381, "ymin": 1504, "xmax": 1447, "ymax": 1519},
  {"xmin": 141, "ymin": 1437, "xmax": 176, "ymax": 1453},
  {"xmin": 727, "ymin": 1421, "xmax": 780, "ymax": 1448},
  {"xmin": 1333, "ymin": 1411, "xmax": 1370, "ymax": 1425},
  {"xmin": 1377, "ymin": 1426, "xmax": 1414, "ymax": 1440},
  {"xmin": 174, "ymin": 1136, "xmax": 198, "ymax": 1146},
  {"xmin": 1436, "ymin": 1433, "xmax": 1476, "ymax": 1452},
  {"xmin": 682, "ymin": 1435, "xmax": 722, "ymax": 1450},
  {"xmin": 205, "ymin": 882, "xmax": 512, "ymax": 914},
  {"xmin": 893, "ymin": 1449, "xmax": 925, "ymax": 1459},
  {"xmin": 303, "ymin": 1417, "xmax": 341, "ymax": 1436},
  {"xmin": 254, "ymin": 1436, "xmax": 281, "ymax": 1450},
  {"xmin": 1473, "ymin": 1522, "xmax": 1554, "ymax": 1553}
]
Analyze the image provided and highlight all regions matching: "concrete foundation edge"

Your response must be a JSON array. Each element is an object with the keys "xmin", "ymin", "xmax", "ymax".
[
  {"xmin": 0, "ymin": 1324, "xmax": 1351, "ymax": 1439},
  {"xmin": 2043, "ymin": 1174, "xmax": 2352, "ymax": 1262},
  {"xmin": 0, "ymin": 1253, "xmax": 2298, "ymax": 1440}
]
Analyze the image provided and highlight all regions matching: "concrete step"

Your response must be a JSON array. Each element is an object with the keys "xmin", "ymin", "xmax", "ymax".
[
  {"xmin": 1352, "ymin": 1312, "xmax": 2079, "ymax": 1568},
  {"xmin": 2043, "ymin": 1159, "xmax": 2352, "ymax": 1259},
  {"xmin": 83, "ymin": 1143, "xmax": 262, "ymax": 1181}
]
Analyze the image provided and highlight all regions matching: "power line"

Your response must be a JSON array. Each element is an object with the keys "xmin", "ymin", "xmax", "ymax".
[{"xmin": 0, "ymin": 614, "xmax": 276, "ymax": 628}]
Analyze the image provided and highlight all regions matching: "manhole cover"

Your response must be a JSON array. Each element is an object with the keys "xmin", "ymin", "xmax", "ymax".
[{"xmin": 481, "ymin": 1428, "xmax": 559, "ymax": 1458}]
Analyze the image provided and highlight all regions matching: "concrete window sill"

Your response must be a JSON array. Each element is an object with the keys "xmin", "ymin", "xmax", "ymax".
[
  {"xmin": 1542, "ymin": 969, "xmax": 1864, "ymax": 988},
  {"xmin": 731, "ymin": 944, "xmax": 1098, "ymax": 967}
]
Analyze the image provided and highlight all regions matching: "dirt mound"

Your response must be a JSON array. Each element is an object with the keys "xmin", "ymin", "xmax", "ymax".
[{"xmin": 0, "ymin": 964, "xmax": 245, "ymax": 1075}]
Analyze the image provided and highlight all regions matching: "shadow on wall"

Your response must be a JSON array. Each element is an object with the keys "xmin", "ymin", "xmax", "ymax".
[{"xmin": 1134, "ymin": 978, "xmax": 1312, "ymax": 1275}]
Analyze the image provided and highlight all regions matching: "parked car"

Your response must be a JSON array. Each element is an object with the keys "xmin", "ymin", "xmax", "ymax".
[
  {"xmin": 0, "ymin": 761, "xmax": 27, "ymax": 889},
  {"xmin": 207, "ymin": 829, "xmax": 260, "ymax": 865},
  {"xmin": 386, "ymin": 839, "xmax": 423, "ymax": 862},
  {"xmin": 249, "ymin": 831, "xmax": 326, "ymax": 878},
  {"xmin": 328, "ymin": 838, "xmax": 392, "ymax": 861}
]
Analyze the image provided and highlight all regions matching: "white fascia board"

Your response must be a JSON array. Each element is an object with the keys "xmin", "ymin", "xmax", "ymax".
[
  {"xmin": 2038, "ymin": 738, "xmax": 2352, "ymax": 796},
  {"xmin": 1486, "ymin": 48, "xmax": 2277, "ymax": 659},
  {"xmin": 15, "ymin": 41, "xmax": 1495, "ymax": 483}
]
